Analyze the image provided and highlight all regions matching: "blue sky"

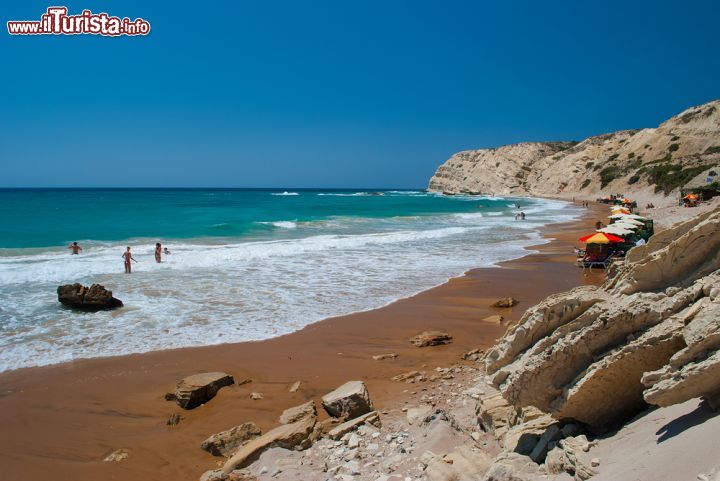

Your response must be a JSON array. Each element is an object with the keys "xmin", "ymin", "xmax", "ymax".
[{"xmin": 2, "ymin": 1, "xmax": 719, "ymax": 188}]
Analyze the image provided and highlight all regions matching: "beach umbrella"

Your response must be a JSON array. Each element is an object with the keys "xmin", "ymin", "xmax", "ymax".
[
  {"xmin": 610, "ymin": 213, "xmax": 648, "ymax": 221},
  {"xmin": 612, "ymin": 222, "xmax": 640, "ymax": 231},
  {"xmin": 613, "ymin": 218, "xmax": 643, "ymax": 226},
  {"xmin": 611, "ymin": 206, "xmax": 630, "ymax": 213},
  {"xmin": 599, "ymin": 226, "xmax": 633, "ymax": 236},
  {"xmin": 579, "ymin": 232, "xmax": 625, "ymax": 244}
]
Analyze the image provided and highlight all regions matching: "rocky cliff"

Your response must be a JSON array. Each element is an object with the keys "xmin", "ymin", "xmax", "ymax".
[
  {"xmin": 429, "ymin": 100, "xmax": 720, "ymax": 199},
  {"xmin": 484, "ymin": 207, "xmax": 720, "ymax": 433}
]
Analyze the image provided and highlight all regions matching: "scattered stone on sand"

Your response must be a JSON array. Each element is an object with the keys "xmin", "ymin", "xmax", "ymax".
[
  {"xmin": 103, "ymin": 448, "xmax": 129, "ymax": 462},
  {"xmin": 249, "ymin": 392, "xmax": 263, "ymax": 400},
  {"xmin": 57, "ymin": 283, "xmax": 123, "ymax": 311},
  {"xmin": 327, "ymin": 411, "xmax": 381, "ymax": 440},
  {"xmin": 201, "ymin": 422, "xmax": 262, "ymax": 457},
  {"xmin": 492, "ymin": 297, "xmax": 518, "ymax": 308},
  {"xmin": 425, "ymin": 445, "xmax": 493, "ymax": 481},
  {"xmin": 483, "ymin": 452, "xmax": 540, "ymax": 481},
  {"xmin": 166, "ymin": 413, "xmax": 182, "ymax": 426},
  {"xmin": 545, "ymin": 436, "xmax": 597, "ymax": 480},
  {"xmin": 409, "ymin": 331, "xmax": 453, "ymax": 347},
  {"xmin": 372, "ymin": 353, "xmax": 399, "ymax": 361},
  {"xmin": 220, "ymin": 415, "xmax": 317, "ymax": 474},
  {"xmin": 321, "ymin": 380, "xmax": 374, "ymax": 419},
  {"xmin": 391, "ymin": 370, "xmax": 427, "ymax": 383},
  {"xmin": 288, "ymin": 381, "xmax": 301, "ymax": 393},
  {"xmin": 406, "ymin": 404, "xmax": 433, "ymax": 425},
  {"xmin": 236, "ymin": 378, "xmax": 252, "ymax": 387},
  {"xmin": 279, "ymin": 401, "xmax": 316, "ymax": 425},
  {"xmin": 462, "ymin": 348, "xmax": 485, "ymax": 362},
  {"xmin": 165, "ymin": 372, "xmax": 235, "ymax": 410},
  {"xmin": 483, "ymin": 314, "xmax": 504, "ymax": 323}
]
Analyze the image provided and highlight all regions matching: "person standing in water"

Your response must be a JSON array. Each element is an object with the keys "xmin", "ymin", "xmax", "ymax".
[
  {"xmin": 155, "ymin": 243, "xmax": 162, "ymax": 263},
  {"xmin": 67, "ymin": 242, "xmax": 82, "ymax": 255},
  {"xmin": 122, "ymin": 246, "xmax": 137, "ymax": 273}
]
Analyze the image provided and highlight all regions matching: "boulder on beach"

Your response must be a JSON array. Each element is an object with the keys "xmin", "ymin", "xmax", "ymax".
[
  {"xmin": 409, "ymin": 330, "xmax": 453, "ymax": 347},
  {"xmin": 165, "ymin": 372, "xmax": 235, "ymax": 409},
  {"xmin": 321, "ymin": 380, "xmax": 374, "ymax": 419},
  {"xmin": 326, "ymin": 410, "xmax": 381, "ymax": 440},
  {"xmin": 279, "ymin": 400, "xmax": 316, "ymax": 425},
  {"xmin": 201, "ymin": 422, "xmax": 262, "ymax": 457},
  {"xmin": 492, "ymin": 297, "xmax": 518, "ymax": 308},
  {"xmin": 220, "ymin": 414, "xmax": 317, "ymax": 474},
  {"xmin": 57, "ymin": 283, "xmax": 123, "ymax": 311}
]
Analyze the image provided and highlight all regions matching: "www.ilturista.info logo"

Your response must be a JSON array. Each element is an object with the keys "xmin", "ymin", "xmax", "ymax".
[{"xmin": 7, "ymin": 7, "xmax": 150, "ymax": 36}]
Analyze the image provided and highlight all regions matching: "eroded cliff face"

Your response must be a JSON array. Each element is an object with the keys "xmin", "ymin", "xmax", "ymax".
[
  {"xmin": 428, "ymin": 100, "xmax": 720, "ymax": 198},
  {"xmin": 484, "ymin": 208, "xmax": 720, "ymax": 432}
]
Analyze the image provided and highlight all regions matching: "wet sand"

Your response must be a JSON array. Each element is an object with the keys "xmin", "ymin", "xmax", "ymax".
[{"xmin": 0, "ymin": 203, "xmax": 607, "ymax": 481}]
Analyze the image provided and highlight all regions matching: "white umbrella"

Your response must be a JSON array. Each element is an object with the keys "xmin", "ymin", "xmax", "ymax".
[
  {"xmin": 599, "ymin": 226, "xmax": 634, "ymax": 236},
  {"xmin": 612, "ymin": 222, "xmax": 640, "ymax": 231},
  {"xmin": 609, "ymin": 213, "xmax": 649, "ymax": 221},
  {"xmin": 613, "ymin": 218, "xmax": 643, "ymax": 226}
]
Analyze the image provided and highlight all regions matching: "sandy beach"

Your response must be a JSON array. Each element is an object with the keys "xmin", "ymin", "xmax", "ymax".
[{"xmin": 0, "ymin": 203, "xmax": 607, "ymax": 481}]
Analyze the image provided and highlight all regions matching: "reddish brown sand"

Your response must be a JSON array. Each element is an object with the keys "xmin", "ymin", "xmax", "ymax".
[{"xmin": 0, "ymin": 204, "xmax": 607, "ymax": 481}]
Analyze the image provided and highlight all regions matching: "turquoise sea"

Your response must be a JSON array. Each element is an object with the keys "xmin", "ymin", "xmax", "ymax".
[{"xmin": 0, "ymin": 188, "xmax": 582, "ymax": 372}]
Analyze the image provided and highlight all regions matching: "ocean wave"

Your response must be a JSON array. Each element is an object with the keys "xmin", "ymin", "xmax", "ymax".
[
  {"xmin": 0, "ymin": 196, "xmax": 583, "ymax": 372},
  {"xmin": 257, "ymin": 221, "xmax": 298, "ymax": 229},
  {"xmin": 0, "ymin": 226, "xmax": 480, "ymax": 285},
  {"xmin": 271, "ymin": 191, "xmax": 299, "ymax": 196}
]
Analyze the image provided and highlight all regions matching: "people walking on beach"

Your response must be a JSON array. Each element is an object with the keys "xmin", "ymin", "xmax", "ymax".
[
  {"xmin": 155, "ymin": 243, "xmax": 162, "ymax": 263},
  {"xmin": 67, "ymin": 242, "xmax": 83, "ymax": 255},
  {"xmin": 122, "ymin": 247, "xmax": 137, "ymax": 273}
]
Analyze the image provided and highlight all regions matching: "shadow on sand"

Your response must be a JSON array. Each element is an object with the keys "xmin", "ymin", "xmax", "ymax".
[{"xmin": 655, "ymin": 399, "xmax": 718, "ymax": 443}]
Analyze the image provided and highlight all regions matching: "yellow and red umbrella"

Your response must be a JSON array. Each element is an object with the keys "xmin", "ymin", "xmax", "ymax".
[{"xmin": 579, "ymin": 232, "xmax": 625, "ymax": 244}]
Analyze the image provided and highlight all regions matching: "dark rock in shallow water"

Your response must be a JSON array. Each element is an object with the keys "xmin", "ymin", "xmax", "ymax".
[{"xmin": 57, "ymin": 283, "xmax": 123, "ymax": 311}]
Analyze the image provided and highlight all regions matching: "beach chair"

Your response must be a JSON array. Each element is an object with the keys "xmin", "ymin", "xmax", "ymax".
[{"xmin": 577, "ymin": 253, "xmax": 614, "ymax": 271}]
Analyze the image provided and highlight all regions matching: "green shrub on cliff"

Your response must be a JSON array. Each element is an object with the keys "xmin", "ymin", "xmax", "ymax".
[
  {"xmin": 646, "ymin": 164, "xmax": 713, "ymax": 194},
  {"xmin": 600, "ymin": 166, "xmax": 621, "ymax": 188}
]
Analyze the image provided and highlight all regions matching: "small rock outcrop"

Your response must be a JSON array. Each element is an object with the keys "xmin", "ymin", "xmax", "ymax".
[
  {"xmin": 410, "ymin": 331, "xmax": 453, "ymax": 347},
  {"xmin": 492, "ymin": 298, "xmax": 518, "ymax": 308},
  {"xmin": 201, "ymin": 422, "xmax": 262, "ymax": 457},
  {"xmin": 165, "ymin": 372, "xmax": 235, "ymax": 409},
  {"xmin": 485, "ymin": 208, "xmax": 720, "ymax": 431},
  {"xmin": 219, "ymin": 415, "xmax": 317, "ymax": 474},
  {"xmin": 326, "ymin": 410, "xmax": 381, "ymax": 440},
  {"xmin": 425, "ymin": 445, "xmax": 493, "ymax": 481},
  {"xmin": 57, "ymin": 283, "xmax": 123, "ymax": 311},
  {"xmin": 279, "ymin": 401, "xmax": 316, "ymax": 425},
  {"xmin": 321, "ymin": 381, "xmax": 374, "ymax": 419}
]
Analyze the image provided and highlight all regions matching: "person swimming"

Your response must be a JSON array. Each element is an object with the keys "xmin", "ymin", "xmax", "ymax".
[
  {"xmin": 122, "ymin": 246, "xmax": 137, "ymax": 273},
  {"xmin": 163, "ymin": 247, "xmax": 171, "ymax": 255},
  {"xmin": 68, "ymin": 242, "xmax": 82, "ymax": 255}
]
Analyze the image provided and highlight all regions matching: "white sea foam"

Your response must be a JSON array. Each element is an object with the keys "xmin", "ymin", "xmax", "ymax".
[
  {"xmin": 271, "ymin": 191, "xmax": 299, "ymax": 196},
  {"xmin": 0, "ymin": 197, "xmax": 581, "ymax": 372},
  {"xmin": 258, "ymin": 221, "xmax": 298, "ymax": 229}
]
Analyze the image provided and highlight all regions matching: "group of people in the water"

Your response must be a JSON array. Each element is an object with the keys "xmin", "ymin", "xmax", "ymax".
[{"xmin": 68, "ymin": 241, "xmax": 170, "ymax": 274}]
